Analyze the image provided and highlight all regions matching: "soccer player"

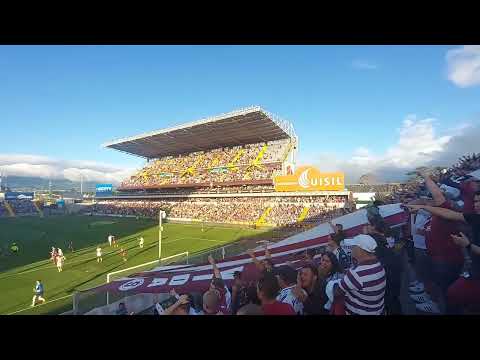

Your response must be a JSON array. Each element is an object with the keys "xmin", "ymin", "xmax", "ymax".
[
  {"xmin": 112, "ymin": 236, "xmax": 118, "ymax": 248},
  {"xmin": 96, "ymin": 246, "xmax": 103, "ymax": 263},
  {"xmin": 50, "ymin": 247, "xmax": 57, "ymax": 264},
  {"xmin": 56, "ymin": 254, "xmax": 64, "ymax": 272},
  {"xmin": 108, "ymin": 234, "xmax": 113, "ymax": 247},
  {"xmin": 68, "ymin": 241, "xmax": 74, "ymax": 252},
  {"xmin": 31, "ymin": 280, "xmax": 46, "ymax": 307},
  {"xmin": 10, "ymin": 242, "xmax": 19, "ymax": 255},
  {"xmin": 120, "ymin": 248, "xmax": 127, "ymax": 262},
  {"xmin": 139, "ymin": 237, "xmax": 144, "ymax": 249}
]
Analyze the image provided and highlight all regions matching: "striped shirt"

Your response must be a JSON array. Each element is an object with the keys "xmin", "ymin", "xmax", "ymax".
[
  {"xmin": 338, "ymin": 258, "xmax": 386, "ymax": 315},
  {"xmin": 276, "ymin": 285, "xmax": 304, "ymax": 315}
]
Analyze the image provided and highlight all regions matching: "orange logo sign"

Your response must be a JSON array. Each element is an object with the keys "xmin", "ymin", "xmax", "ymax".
[{"xmin": 274, "ymin": 166, "xmax": 345, "ymax": 192}]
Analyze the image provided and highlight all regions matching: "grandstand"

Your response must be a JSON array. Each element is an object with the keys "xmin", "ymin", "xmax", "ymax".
[{"xmin": 98, "ymin": 106, "xmax": 352, "ymax": 229}]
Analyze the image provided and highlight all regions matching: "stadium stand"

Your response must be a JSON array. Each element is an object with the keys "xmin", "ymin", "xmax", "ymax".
[
  {"xmin": 98, "ymin": 107, "xmax": 352, "ymax": 229},
  {"xmin": 0, "ymin": 201, "xmax": 7, "ymax": 217},
  {"xmin": 93, "ymin": 195, "xmax": 350, "ymax": 227},
  {"xmin": 7, "ymin": 200, "xmax": 38, "ymax": 216}
]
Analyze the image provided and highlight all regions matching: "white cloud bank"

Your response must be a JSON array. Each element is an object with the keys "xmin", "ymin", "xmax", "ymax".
[
  {"xmin": 0, "ymin": 154, "xmax": 137, "ymax": 184},
  {"xmin": 312, "ymin": 115, "xmax": 479, "ymax": 183},
  {"xmin": 446, "ymin": 45, "xmax": 480, "ymax": 88}
]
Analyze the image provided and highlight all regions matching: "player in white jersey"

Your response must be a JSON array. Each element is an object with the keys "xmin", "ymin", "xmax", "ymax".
[
  {"xmin": 139, "ymin": 237, "xmax": 144, "ymax": 249},
  {"xmin": 96, "ymin": 246, "xmax": 103, "ymax": 263},
  {"xmin": 108, "ymin": 235, "xmax": 113, "ymax": 247},
  {"xmin": 56, "ymin": 254, "xmax": 64, "ymax": 272}
]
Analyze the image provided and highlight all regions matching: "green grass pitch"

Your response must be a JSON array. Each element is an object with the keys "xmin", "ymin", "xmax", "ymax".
[{"xmin": 0, "ymin": 215, "xmax": 269, "ymax": 315}]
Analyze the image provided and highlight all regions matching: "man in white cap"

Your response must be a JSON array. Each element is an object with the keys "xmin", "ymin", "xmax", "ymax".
[{"xmin": 333, "ymin": 234, "xmax": 386, "ymax": 315}]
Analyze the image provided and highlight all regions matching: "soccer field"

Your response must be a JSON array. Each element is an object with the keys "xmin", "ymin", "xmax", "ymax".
[{"xmin": 0, "ymin": 215, "xmax": 270, "ymax": 315}]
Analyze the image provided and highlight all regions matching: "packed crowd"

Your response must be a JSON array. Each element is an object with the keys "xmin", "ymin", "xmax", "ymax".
[
  {"xmin": 0, "ymin": 200, "xmax": 38, "ymax": 217},
  {"xmin": 94, "ymin": 195, "xmax": 349, "ymax": 226},
  {"xmin": 120, "ymin": 139, "xmax": 290, "ymax": 188},
  {"xmin": 121, "ymin": 184, "xmax": 277, "ymax": 196},
  {"xmin": 395, "ymin": 156, "xmax": 480, "ymax": 314},
  {"xmin": 346, "ymin": 183, "xmax": 403, "ymax": 193},
  {"xmin": 0, "ymin": 202, "xmax": 6, "ymax": 217},
  {"xmin": 9, "ymin": 200, "xmax": 38, "ymax": 215},
  {"xmin": 150, "ymin": 220, "xmax": 402, "ymax": 316}
]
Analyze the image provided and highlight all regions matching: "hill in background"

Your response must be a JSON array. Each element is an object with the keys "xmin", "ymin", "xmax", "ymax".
[{"xmin": 1, "ymin": 176, "xmax": 99, "ymax": 193}]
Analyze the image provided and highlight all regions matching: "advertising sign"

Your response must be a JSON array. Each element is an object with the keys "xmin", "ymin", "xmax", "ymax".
[
  {"xmin": 95, "ymin": 184, "xmax": 113, "ymax": 197},
  {"xmin": 4, "ymin": 192, "xmax": 34, "ymax": 200},
  {"xmin": 274, "ymin": 166, "xmax": 344, "ymax": 192}
]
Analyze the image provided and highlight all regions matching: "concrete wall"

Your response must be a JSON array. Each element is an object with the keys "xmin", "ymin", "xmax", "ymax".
[{"xmin": 84, "ymin": 293, "xmax": 169, "ymax": 315}]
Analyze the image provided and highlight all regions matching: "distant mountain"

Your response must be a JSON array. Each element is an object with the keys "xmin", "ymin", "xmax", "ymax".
[
  {"xmin": 358, "ymin": 173, "xmax": 379, "ymax": 185},
  {"xmin": 0, "ymin": 176, "xmax": 100, "ymax": 192}
]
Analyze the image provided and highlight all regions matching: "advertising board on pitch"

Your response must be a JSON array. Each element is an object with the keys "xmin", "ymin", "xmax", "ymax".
[{"xmin": 274, "ymin": 166, "xmax": 344, "ymax": 192}]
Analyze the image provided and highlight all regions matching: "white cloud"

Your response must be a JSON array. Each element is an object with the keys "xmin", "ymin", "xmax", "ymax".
[
  {"xmin": 312, "ymin": 115, "xmax": 470, "ymax": 183},
  {"xmin": 351, "ymin": 59, "xmax": 378, "ymax": 70},
  {"xmin": 446, "ymin": 45, "xmax": 480, "ymax": 87},
  {"xmin": 0, "ymin": 154, "xmax": 138, "ymax": 184}
]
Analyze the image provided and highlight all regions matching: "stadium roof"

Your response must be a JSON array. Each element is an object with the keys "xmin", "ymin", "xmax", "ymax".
[{"xmin": 102, "ymin": 106, "xmax": 297, "ymax": 159}]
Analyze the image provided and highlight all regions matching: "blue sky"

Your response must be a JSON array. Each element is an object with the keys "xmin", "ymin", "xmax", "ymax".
[{"xmin": 0, "ymin": 45, "xmax": 479, "ymax": 183}]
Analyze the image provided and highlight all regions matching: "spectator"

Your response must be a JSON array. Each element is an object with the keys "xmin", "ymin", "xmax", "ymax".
[
  {"xmin": 407, "ymin": 200, "xmax": 439, "ymax": 313},
  {"xmin": 418, "ymin": 171, "xmax": 464, "ymax": 313},
  {"xmin": 292, "ymin": 263, "xmax": 326, "ymax": 315},
  {"xmin": 304, "ymin": 249, "xmax": 318, "ymax": 266},
  {"xmin": 230, "ymin": 271, "xmax": 250, "ymax": 315},
  {"xmin": 407, "ymin": 191, "xmax": 480, "ymax": 314},
  {"xmin": 159, "ymin": 295, "xmax": 191, "ymax": 315},
  {"xmin": 256, "ymin": 274, "xmax": 295, "ymax": 315},
  {"xmin": 316, "ymin": 252, "xmax": 344, "ymax": 312},
  {"xmin": 236, "ymin": 303, "xmax": 264, "ymax": 315},
  {"xmin": 364, "ymin": 225, "xmax": 403, "ymax": 314},
  {"xmin": 333, "ymin": 234, "xmax": 387, "ymax": 315},
  {"xmin": 202, "ymin": 290, "xmax": 223, "ymax": 315},
  {"xmin": 318, "ymin": 252, "xmax": 344, "ymax": 283},
  {"xmin": 275, "ymin": 265, "xmax": 303, "ymax": 315},
  {"xmin": 208, "ymin": 255, "xmax": 232, "ymax": 314},
  {"xmin": 327, "ymin": 236, "xmax": 351, "ymax": 271},
  {"xmin": 247, "ymin": 244, "xmax": 276, "ymax": 276},
  {"xmin": 116, "ymin": 302, "xmax": 131, "ymax": 315},
  {"xmin": 328, "ymin": 221, "xmax": 346, "ymax": 244}
]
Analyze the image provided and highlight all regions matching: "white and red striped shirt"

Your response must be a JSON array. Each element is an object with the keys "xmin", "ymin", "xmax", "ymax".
[{"xmin": 338, "ymin": 258, "xmax": 386, "ymax": 315}]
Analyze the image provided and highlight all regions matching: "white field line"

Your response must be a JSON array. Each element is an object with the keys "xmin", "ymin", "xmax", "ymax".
[
  {"xmin": 187, "ymin": 236, "xmax": 228, "ymax": 243},
  {"xmin": 7, "ymin": 294, "xmax": 73, "ymax": 315},
  {"xmin": 164, "ymin": 236, "xmax": 227, "ymax": 244}
]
